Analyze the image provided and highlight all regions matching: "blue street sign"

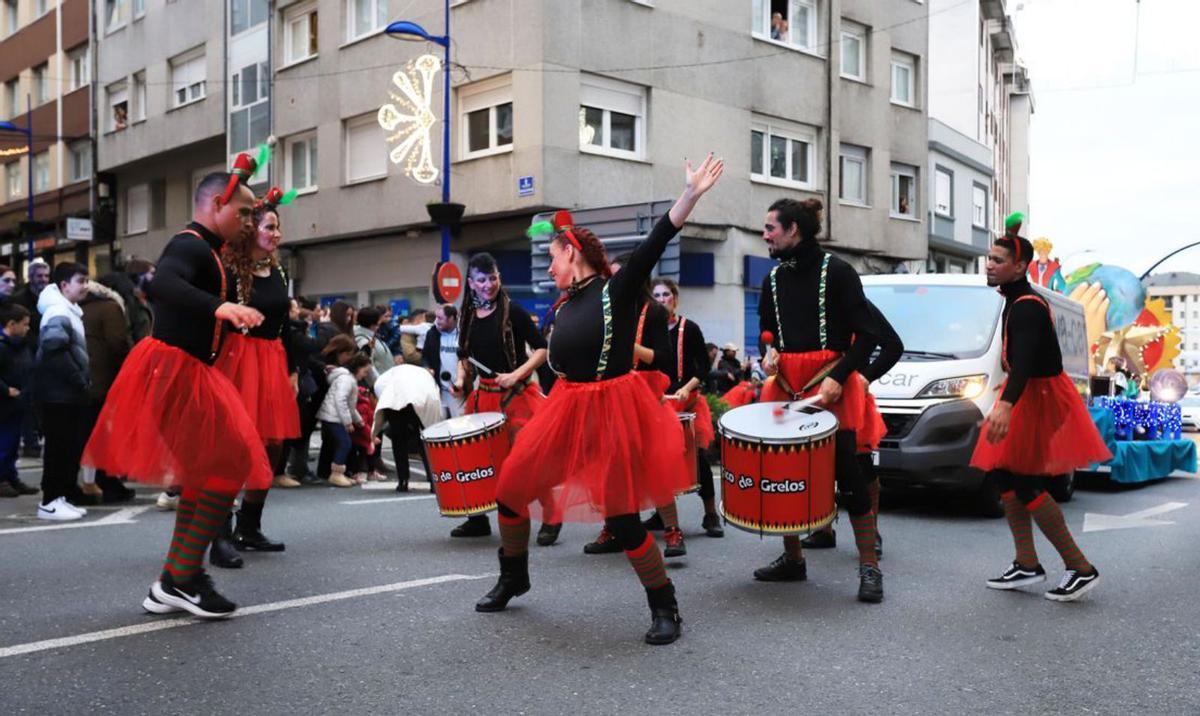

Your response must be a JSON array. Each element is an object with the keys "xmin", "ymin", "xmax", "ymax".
[{"xmin": 518, "ymin": 175, "xmax": 535, "ymax": 197}]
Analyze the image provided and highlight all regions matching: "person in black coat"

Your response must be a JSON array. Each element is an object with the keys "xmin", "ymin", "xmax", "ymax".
[
  {"xmin": 284, "ymin": 297, "xmax": 325, "ymax": 483},
  {"xmin": 0, "ymin": 303, "xmax": 35, "ymax": 497}
]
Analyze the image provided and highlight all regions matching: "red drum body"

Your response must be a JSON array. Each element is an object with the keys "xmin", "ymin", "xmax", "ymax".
[
  {"xmin": 677, "ymin": 412, "xmax": 698, "ymax": 495},
  {"xmin": 421, "ymin": 412, "xmax": 510, "ymax": 517},
  {"xmin": 718, "ymin": 402, "xmax": 838, "ymax": 535}
]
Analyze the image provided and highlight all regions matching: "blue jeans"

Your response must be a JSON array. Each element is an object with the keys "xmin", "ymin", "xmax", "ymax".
[
  {"xmin": 0, "ymin": 416, "xmax": 20, "ymax": 483},
  {"xmin": 320, "ymin": 421, "xmax": 352, "ymax": 466}
]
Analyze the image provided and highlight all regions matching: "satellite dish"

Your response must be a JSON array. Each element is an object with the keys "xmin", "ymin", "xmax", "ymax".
[{"xmin": 1149, "ymin": 369, "xmax": 1188, "ymax": 403}]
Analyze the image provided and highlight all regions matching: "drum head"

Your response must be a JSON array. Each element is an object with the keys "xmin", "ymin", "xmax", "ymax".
[
  {"xmin": 422, "ymin": 412, "xmax": 506, "ymax": 442},
  {"xmin": 719, "ymin": 402, "xmax": 838, "ymax": 444}
]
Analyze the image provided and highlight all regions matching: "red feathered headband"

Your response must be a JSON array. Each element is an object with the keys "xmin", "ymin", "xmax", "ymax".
[
  {"xmin": 553, "ymin": 210, "xmax": 582, "ymax": 251},
  {"xmin": 220, "ymin": 152, "xmax": 258, "ymax": 206}
]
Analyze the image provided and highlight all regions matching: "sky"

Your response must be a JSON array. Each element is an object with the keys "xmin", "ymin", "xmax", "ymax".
[{"xmin": 1013, "ymin": 0, "xmax": 1200, "ymax": 278}]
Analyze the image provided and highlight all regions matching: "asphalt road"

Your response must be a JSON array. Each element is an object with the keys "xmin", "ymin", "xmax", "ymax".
[{"xmin": 1, "ymin": 455, "xmax": 1198, "ymax": 715}]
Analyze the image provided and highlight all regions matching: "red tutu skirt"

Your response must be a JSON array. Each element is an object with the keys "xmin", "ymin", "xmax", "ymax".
[
  {"xmin": 214, "ymin": 332, "xmax": 300, "ymax": 443},
  {"xmin": 82, "ymin": 338, "xmax": 273, "ymax": 495},
  {"xmin": 668, "ymin": 390, "xmax": 715, "ymax": 449},
  {"xmin": 721, "ymin": 381, "xmax": 758, "ymax": 409},
  {"xmin": 465, "ymin": 378, "xmax": 545, "ymax": 433},
  {"xmin": 496, "ymin": 371, "xmax": 691, "ymax": 523},
  {"xmin": 858, "ymin": 390, "xmax": 887, "ymax": 454},
  {"xmin": 760, "ymin": 350, "xmax": 867, "ymax": 433},
  {"xmin": 970, "ymin": 372, "xmax": 1111, "ymax": 475}
]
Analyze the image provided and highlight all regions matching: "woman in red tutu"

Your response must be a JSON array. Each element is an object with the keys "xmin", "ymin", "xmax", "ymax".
[
  {"xmin": 475, "ymin": 154, "xmax": 724, "ymax": 645},
  {"xmin": 449, "ymin": 252, "xmax": 557, "ymax": 542},
  {"xmin": 210, "ymin": 187, "xmax": 301, "ymax": 563},
  {"xmin": 972, "ymin": 232, "xmax": 1109, "ymax": 602},
  {"xmin": 83, "ymin": 156, "xmax": 272, "ymax": 618}
]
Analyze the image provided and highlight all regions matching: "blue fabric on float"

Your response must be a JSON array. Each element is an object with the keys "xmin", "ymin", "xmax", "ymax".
[{"xmin": 1087, "ymin": 407, "xmax": 1197, "ymax": 483}]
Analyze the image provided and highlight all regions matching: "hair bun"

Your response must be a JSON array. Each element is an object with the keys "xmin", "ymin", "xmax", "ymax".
[{"xmin": 801, "ymin": 198, "xmax": 824, "ymax": 213}]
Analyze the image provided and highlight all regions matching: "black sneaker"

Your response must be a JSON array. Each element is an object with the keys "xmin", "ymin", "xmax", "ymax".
[
  {"xmin": 642, "ymin": 511, "xmax": 665, "ymax": 532},
  {"xmin": 801, "ymin": 529, "xmax": 836, "ymax": 549},
  {"xmin": 753, "ymin": 554, "xmax": 807, "ymax": 582},
  {"xmin": 1044, "ymin": 567, "xmax": 1100, "ymax": 602},
  {"xmin": 10, "ymin": 478, "xmax": 38, "ymax": 495},
  {"xmin": 450, "ymin": 515, "xmax": 492, "ymax": 538},
  {"xmin": 583, "ymin": 527, "xmax": 623, "ymax": 554},
  {"xmin": 663, "ymin": 526, "xmax": 687, "ymax": 558},
  {"xmin": 141, "ymin": 582, "xmax": 184, "ymax": 615},
  {"xmin": 535, "ymin": 523, "xmax": 561, "ymax": 547},
  {"xmin": 858, "ymin": 564, "xmax": 884, "ymax": 603},
  {"xmin": 151, "ymin": 571, "xmax": 237, "ymax": 619},
  {"xmin": 986, "ymin": 561, "xmax": 1047, "ymax": 591},
  {"xmin": 701, "ymin": 513, "xmax": 724, "ymax": 538}
]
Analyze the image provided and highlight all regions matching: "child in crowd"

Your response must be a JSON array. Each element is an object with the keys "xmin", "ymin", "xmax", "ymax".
[
  {"xmin": 0, "ymin": 303, "xmax": 35, "ymax": 498},
  {"xmin": 317, "ymin": 352, "xmax": 372, "ymax": 488}
]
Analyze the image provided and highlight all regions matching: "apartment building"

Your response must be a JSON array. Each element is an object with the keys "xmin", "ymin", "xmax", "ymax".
[{"xmin": 1145, "ymin": 271, "xmax": 1200, "ymax": 384}]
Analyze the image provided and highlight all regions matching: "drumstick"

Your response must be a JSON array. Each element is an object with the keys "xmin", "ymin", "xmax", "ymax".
[
  {"xmin": 772, "ymin": 395, "xmax": 824, "ymax": 420},
  {"xmin": 468, "ymin": 357, "xmax": 496, "ymax": 376}
]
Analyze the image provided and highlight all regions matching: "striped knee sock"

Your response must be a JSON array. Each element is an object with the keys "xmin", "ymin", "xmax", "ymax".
[
  {"xmin": 848, "ymin": 511, "xmax": 879, "ymax": 567},
  {"xmin": 626, "ymin": 533, "xmax": 669, "ymax": 589},
  {"xmin": 867, "ymin": 479, "xmax": 881, "ymax": 517},
  {"xmin": 1027, "ymin": 493, "xmax": 1091, "ymax": 572},
  {"xmin": 1001, "ymin": 490, "xmax": 1038, "ymax": 568},
  {"xmin": 163, "ymin": 489, "xmax": 234, "ymax": 580},
  {"xmin": 161, "ymin": 492, "xmax": 198, "ymax": 578},
  {"xmin": 657, "ymin": 501, "xmax": 680, "ymax": 530},
  {"xmin": 498, "ymin": 513, "xmax": 531, "ymax": 557}
]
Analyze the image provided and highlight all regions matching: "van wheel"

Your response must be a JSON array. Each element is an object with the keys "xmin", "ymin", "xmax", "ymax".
[
  {"xmin": 1048, "ymin": 471, "xmax": 1076, "ymax": 503},
  {"xmin": 975, "ymin": 472, "xmax": 1004, "ymax": 518}
]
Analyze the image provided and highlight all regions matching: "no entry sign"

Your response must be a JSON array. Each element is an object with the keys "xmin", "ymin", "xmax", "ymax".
[{"xmin": 432, "ymin": 261, "xmax": 463, "ymax": 304}]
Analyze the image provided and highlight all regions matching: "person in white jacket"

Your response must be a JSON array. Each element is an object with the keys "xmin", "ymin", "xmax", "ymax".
[
  {"xmin": 372, "ymin": 363, "xmax": 442, "ymax": 492},
  {"xmin": 317, "ymin": 353, "xmax": 372, "ymax": 487}
]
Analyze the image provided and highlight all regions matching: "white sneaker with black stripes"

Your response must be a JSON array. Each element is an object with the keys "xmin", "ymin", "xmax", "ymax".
[
  {"xmin": 986, "ymin": 561, "xmax": 1046, "ymax": 590},
  {"xmin": 1044, "ymin": 567, "xmax": 1100, "ymax": 602}
]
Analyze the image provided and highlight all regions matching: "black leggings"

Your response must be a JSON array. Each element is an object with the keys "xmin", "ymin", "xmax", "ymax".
[
  {"xmin": 383, "ymin": 407, "xmax": 426, "ymax": 483},
  {"xmin": 834, "ymin": 431, "xmax": 871, "ymax": 516},
  {"xmin": 994, "ymin": 470, "xmax": 1047, "ymax": 506},
  {"xmin": 695, "ymin": 451, "xmax": 715, "ymax": 501},
  {"xmin": 497, "ymin": 503, "xmax": 648, "ymax": 551}
]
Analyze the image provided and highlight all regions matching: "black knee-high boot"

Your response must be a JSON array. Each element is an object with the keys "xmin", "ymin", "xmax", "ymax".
[
  {"xmin": 475, "ymin": 548, "xmax": 530, "ymax": 612},
  {"xmin": 644, "ymin": 582, "xmax": 683, "ymax": 645},
  {"xmin": 209, "ymin": 512, "xmax": 244, "ymax": 569},
  {"xmin": 234, "ymin": 499, "xmax": 286, "ymax": 552}
]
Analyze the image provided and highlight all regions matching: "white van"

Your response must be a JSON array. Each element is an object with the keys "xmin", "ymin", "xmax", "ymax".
[{"xmin": 861, "ymin": 274, "xmax": 1091, "ymax": 516}]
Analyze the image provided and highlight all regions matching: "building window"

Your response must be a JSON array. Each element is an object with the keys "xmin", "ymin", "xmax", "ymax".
[
  {"xmin": 126, "ymin": 183, "xmax": 149, "ymax": 235},
  {"xmin": 458, "ymin": 76, "xmax": 513, "ymax": 160},
  {"xmin": 132, "ymin": 71, "xmax": 146, "ymax": 122},
  {"xmin": 69, "ymin": 141, "xmax": 91, "ymax": 183},
  {"xmin": 839, "ymin": 144, "xmax": 868, "ymax": 205},
  {"xmin": 107, "ymin": 81, "xmax": 128, "ymax": 132},
  {"xmin": 170, "ymin": 48, "xmax": 207, "ymax": 108},
  {"xmin": 68, "ymin": 47, "xmax": 90, "ymax": 92},
  {"xmin": 231, "ymin": 0, "xmax": 269, "ymax": 36},
  {"xmin": 4, "ymin": 162, "xmax": 19, "ymax": 199},
  {"xmin": 286, "ymin": 132, "xmax": 318, "ymax": 192},
  {"xmin": 344, "ymin": 113, "xmax": 386, "ymax": 184},
  {"xmin": 133, "ymin": 0, "xmax": 145, "ymax": 19},
  {"xmin": 33, "ymin": 152, "xmax": 50, "ymax": 193},
  {"xmin": 229, "ymin": 61, "xmax": 270, "ymax": 153},
  {"xmin": 890, "ymin": 162, "xmax": 918, "ymax": 218},
  {"xmin": 840, "ymin": 23, "xmax": 866, "ymax": 81},
  {"xmin": 752, "ymin": 0, "xmax": 817, "ymax": 52},
  {"xmin": 579, "ymin": 75, "xmax": 646, "ymax": 160},
  {"xmin": 105, "ymin": 0, "xmax": 128, "ymax": 32},
  {"xmin": 3, "ymin": 80, "xmax": 17, "ymax": 120},
  {"xmin": 284, "ymin": 2, "xmax": 319, "ymax": 65},
  {"xmin": 971, "ymin": 184, "xmax": 987, "ymax": 228},
  {"xmin": 751, "ymin": 118, "xmax": 816, "ymax": 189},
  {"xmin": 891, "ymin": 52, "xmax": 916, "ymax": 107},
  {"xmin": 35, "ymin": 0, "xmax": 48, "ymax": 18},
  {"xmin": 33, "ymin": 64, "xmax": 49, "ymax": 106},
  {"xmin": 3, "ymin": 1, "xmax": 17, "ymax": 37},
  {"xmin": 934, "ymin": 167, "xmax": 952, "ymax": 217},
  {"xmin": 346, "ymin": 0, "xmax": 388, "ymax": 43}
]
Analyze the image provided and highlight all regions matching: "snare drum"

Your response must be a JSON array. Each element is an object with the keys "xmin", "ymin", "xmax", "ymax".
[
  {"xmin": 677, "ymin": 412, "xmax": 698, "ymax": 494},
  {"xmin": 421, "ymin": 412, "xmax": 510, "ymax": 517},
  {"xmin": 718, "ymin": 402, "xmax": 838, "ymax": 535}
]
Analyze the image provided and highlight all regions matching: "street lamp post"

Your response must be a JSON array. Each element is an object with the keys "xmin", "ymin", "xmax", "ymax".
[
  {"xmin": 1140, "ymin": 242, "xmax": 1200, "ymax": 282},
  {"xmin": 387, "ymin": 2, "xmax": 453, "ymax": 263},
  {"xmin": 0, "ymin": 94, "xmax": 35, "ymax": 261}
]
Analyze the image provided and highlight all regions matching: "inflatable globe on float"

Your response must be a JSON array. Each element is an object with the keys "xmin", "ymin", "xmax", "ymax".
[{"xmin": 1064, "ymin": 263, "xmax": 1147, "ymax": 331}]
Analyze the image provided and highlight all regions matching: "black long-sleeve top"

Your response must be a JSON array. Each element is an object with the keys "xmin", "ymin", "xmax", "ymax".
[
  {"xmin": 146, "ymin": 222, "xmax": 227, "ymax": 364},
  {"xmin": 549, "ymin": 214, "xmax": 681, "ymax": 382},
  {"xmin": 664, "ymin": 315, "xmax": 709, "ymax": 394},
  {"xmin": 635, "ymin": 297, "xmax": 673, "ymax": 377},
  {"xmin": 458, "ymin": 301, "xmax": 545, "ymax": 375},
  {"xmin": 758, "ymin": 239, "xmax": 879, "ymax": 384},
  {"xmin": 860, "ymin": 300, "xmax": 904, "ymax": 383},
  {"xmin": 999, "ymin": 278, "xmax": 1061, "ymax": 405},
  {"xmin": 225, "ymin": 264, "xmax": 296, "ymax": 371}
]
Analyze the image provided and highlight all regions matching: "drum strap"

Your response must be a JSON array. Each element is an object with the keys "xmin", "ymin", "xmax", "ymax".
[
  {"xmin": 769, "ymin": 253, "xmax": 829, "ymax": 351},
  {"xmin": 675, "ymin": 317, "xmax": 688, "ymax": 383},
  {"xmin": 595, "ymin": 281, "xmax": 614, "ymax": 381},
  {"xmin": 632, "ymin": 303, "xmax": 649, "ymax": 364},
  {"xmin": 1001, "ymin": 294, "xmax": 1051, "ymax": 373},
  {"xmin": 179, "ymin": 228, "xmax": 226, "ymax": 361}
]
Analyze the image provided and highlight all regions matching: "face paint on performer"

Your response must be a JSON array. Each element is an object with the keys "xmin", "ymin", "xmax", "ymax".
[
  {"xmin": 762, "ymin": 209, "xmax": 801, "ymax": 258},
  {"xmin": 470, "ymin": 265, "xmax": 502, "ymax": 303},
  {"xmin": 255, "ymin": 210, "xmax": 283, "ymax": 256},
  {"xmin": 985, "ymin": 243, "xmax": 1028, "ymax": 287},
  {"xmin": 652, "ymin": 281, "xmax": 677, "ymax": 316}
]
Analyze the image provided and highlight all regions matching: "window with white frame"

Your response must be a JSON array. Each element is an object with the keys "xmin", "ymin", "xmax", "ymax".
[
  {"xmin": 133, "ymin": 0, "xmax": 145, "ymax": 19},
  {"xmin": 33, "ymin": 64, "xmax": 49, "ymax": 106},
  {"xmin": 4, "ymin": 162, "xmax": 19, "ymax": 199},
  {"xmin": 971, "ymin": 184, "xmax": 987, "ymax": 228},
  {"xmin": 105, "ymin": 0, "xmax": 128, "ymax": 32},
  {"xmin": 934, "ymin": 166, "xmax": 952, "ymax": 217},
  {"xmin": 346, "ymin": 0, "xmax": 388, "ymax": 43},
  {"xmin": 229, "ymin": 60, "xmax": 270, "ymax": 153},
  {"xmin": 3, "ymin": 1, "xmax": 17, "ymax": 37},
  {"xmin": 752, "ymin": 0, "xmax": 817, "ymax": 52},
  {"xmin": 170, "ymin": 48, "xmax": 207, "ymax": 108},
  {"xmin": 579, "ymin": 75, "xmax": 646, "ymax": 160},
  {"xmin": 284, "ymin": 2, "xmax": 319, "ymax": 65},
  {"xmin": 344, "ymin": 113, "xmax": 386, "ymax": 183},
  {"xmin": 891, "ymin": 51, "xmax": 916, "ymax": 107},
  {"xmin": 840, "ymin": 22, "xmax": 866, "ymax": 81},
  {"xmin": 751, "ymin": 117, "xmax": 816, "ymax": 188},
  {"xmin": 890, "ymin": 162, "xmax": 918, "ymax": 218},
  {"xmin": 459, "ymin": 76, "xmax": 513, "ymax": 159},
  {"xmin": 33, "ymin": 152, "xmax": 49, "ymax": 193},
  {"xmin": 132, "ymin": 71, "xmax": 146, "ymax": 122},
  {"xmin": 68, "ymin": 46, "xmax": 90, "ymax": 91},
  {"xmin": 286, "ymin": 131, "xmax": 318, "ymax": 192},
  {"xmin": 839, "ymin": 143, "xmax": 868, "ymax": 205},
  {"xmin": 126, "ymin": 183, "xmax": 149, "ymax": 234},
  {"xmin": 3, "ymin": 80, "xmax": 17, "ymax": 120},
  {"xmin": 35, "ymin": 0, "xmax": 48, "ymax": 19},
  {"xmin": 107, "ymin": 80, "xmax": 128, "ymax": 132},
  {"xmin": 69, "ymin": 141, "xmax": 91, "ymax": 183},
  {"xmin": 231, "ymin": 0, "xmax": 269, "ymax": 35}
]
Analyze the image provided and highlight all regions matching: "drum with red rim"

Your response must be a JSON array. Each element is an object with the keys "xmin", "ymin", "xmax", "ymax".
[
  {"xmin": 421, "ymin": 412, "xmax": 509, "ymax": 517},
  {"xmin": 677, "ymin": 412, "xmax": 698, "ymax": 495},
  {"xmin": 718, "ymin": 402, "xmax": 838, "ymax": 535}
]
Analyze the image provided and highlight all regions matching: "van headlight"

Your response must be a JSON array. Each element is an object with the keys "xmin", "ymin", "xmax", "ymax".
[{"xmin": 917, "ymin": 374, "xmax": 987, "ymax": 400}]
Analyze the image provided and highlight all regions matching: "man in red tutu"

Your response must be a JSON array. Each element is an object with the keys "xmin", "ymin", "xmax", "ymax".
[
  {"xmin": 973, "ymin": 233, "xmax": 1109, "ymax": 601},
  {"xmin": 754, "ymin": 198, "xmax": 885, "ymax": 603},
  {"xmin": 83, "ymin": 157, "xmax": 272, "ymax": 619}
]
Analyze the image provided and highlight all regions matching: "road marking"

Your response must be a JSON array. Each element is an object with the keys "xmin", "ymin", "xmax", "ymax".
[
  {"xmin": 340, "ymin": 494, "xmax": 437, "ymax": 505},
  {"xmin": 0, "ymin": 573, "xmax": 490, "ymax": 660},
  {"xmin": 0, "ymin": 505, "xmax": 154, "ymax": 536},
  {"xmin": 1082, "ymin": 501, "xmax": 1189, "ymax": 533}
]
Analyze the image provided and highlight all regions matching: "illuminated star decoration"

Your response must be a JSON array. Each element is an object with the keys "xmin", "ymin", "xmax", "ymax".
[{"xmin": 377, "ymin": 54, "xmax": 441, "ymax": 185}]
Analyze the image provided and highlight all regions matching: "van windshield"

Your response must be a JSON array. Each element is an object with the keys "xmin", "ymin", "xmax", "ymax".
[{"xmin": 864, "ymin": 284, "xmax": 1003, "ymax": 360}]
